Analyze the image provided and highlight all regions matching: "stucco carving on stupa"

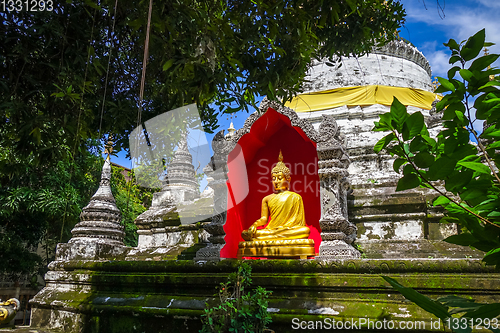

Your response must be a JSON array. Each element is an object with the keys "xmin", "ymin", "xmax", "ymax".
[
  {"xmin": 302, "ymin": 40, "xmax": 432, "ymax": 93},
  {"xmin": 53, "ymin": 155, "xmax": 128, "ymax": 261},
  {"xmin": 134, "ymin": 130, "xmax": 212, "ymax": 250}
]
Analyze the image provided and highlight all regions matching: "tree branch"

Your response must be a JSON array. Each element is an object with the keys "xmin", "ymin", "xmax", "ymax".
[
  {"xmin": 470, "ymin": 128, "xmax": 500, "ymax": 184},
  {"xmin": 393, "ymin": 130, "xmax": 500, "ymax": 229}
]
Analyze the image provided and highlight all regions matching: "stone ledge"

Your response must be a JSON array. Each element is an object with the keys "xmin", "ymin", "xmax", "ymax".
[
  {"xmin": 356, "ymin": 240, "xmax": 484, "ymax": 260},
  {"xmin": 30, "ymin": 260, "xmax": 500, "ymax": 333},
  {"xmin": 44, "ymin": 258, "xmax": 496, "ymax": 274}
]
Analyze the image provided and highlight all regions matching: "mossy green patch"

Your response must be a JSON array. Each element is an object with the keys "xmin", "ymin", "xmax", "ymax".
[{"xmin": 31, "ymin": 259, "xmax": 500, "ymax": 333}]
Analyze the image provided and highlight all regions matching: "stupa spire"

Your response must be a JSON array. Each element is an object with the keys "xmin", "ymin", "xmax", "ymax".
[
  {"xmin": 224, "ymin": 121, "xmax": 236, "ymax": 141},
  {"xmin": 163, "ymin": 130, "xmax": 199, "ymax": 202},
  {"xmin": 69, "ymin": 135, "xmax": 125, "ymax": 246}
]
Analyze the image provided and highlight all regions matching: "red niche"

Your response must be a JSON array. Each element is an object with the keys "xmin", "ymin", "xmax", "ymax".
[{"xmin": 221, "ymin": 107, "xmax": 321, "ymax": 258}]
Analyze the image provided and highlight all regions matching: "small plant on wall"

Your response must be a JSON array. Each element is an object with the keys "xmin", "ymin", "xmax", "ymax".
[{"xmin": 200, "ymin": 262, "xmax": 273, "ymax": 333}]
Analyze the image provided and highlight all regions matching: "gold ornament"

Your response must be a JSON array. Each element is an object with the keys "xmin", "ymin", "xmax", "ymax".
[{"xmin": 271, "ymin": 151, "xmax": 290, "ymax": 177}]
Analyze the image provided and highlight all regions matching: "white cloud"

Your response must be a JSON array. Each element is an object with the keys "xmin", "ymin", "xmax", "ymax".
[
  {"xmin": 426, "ymin": 50, "xmax": 451, "ymax": 78},
  {"xmin": 468, "ymin": 106, "xmax": 485, "ymax": 136},
  {"xmin": 475, "ymin": 0, "xmax": 500, "ymax": 8},
  {"xmin": 472, "ymin": 119, "xmax": 485, "ymax": 136},
  {"xmin": 403, "ymin": 0, "xmax": 500, "ymax": 50},
  {"xmin": 401, "ymin": 0, "xmax": 500, "ymax": 80}
]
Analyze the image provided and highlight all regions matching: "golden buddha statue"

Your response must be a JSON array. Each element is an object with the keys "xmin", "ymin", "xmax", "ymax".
[{"xmin": 238, "ymin": 151, "xmax": 315, "ymax": 259}]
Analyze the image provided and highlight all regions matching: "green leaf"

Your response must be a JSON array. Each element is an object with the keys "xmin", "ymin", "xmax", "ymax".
[
  {"xmin": 414, "ymin": 152, "xmax": 434, "ymax": 168},
  {"xmin": 402, "ymin": 163, "xmax": 415, "ymax": 175},
  {"xmin": 469, "ymin": 54, "xmax": 500, "ymax": 71},
  {"xmin": 460, "ymin": 189, "xmax": 487, "ymax": 202},
  {"xmin": 445, "ymin": 170, "xmax": 473, "ymax": 193},
  {"xmin": 396, "ymin": 173, "xmax": 420, "ymax": 191},
  {"xmin": 393, "ymin": 158, "xmax": 407, "ymax": 173},
  {"xmin": 436, "ymin": 94, "xmax": 452, "ymax": 112},
  {"xmin": 402, "ymin": 112, "xmax": 424, "ymax": 141},
  {"xmin": 457, "ymin": 161, "xmax": 491, "ymax": 174},
  {"xmin": 455, "ymin": 110, "xmax": 467, "ymax": 125},
  {"xmin": 487, "ymin": 141, "xmax": 500, "ymax": 149},
  {"xmin": 380, "ymin": 112, "xmax": 393, "ymax": 129},
  {"xmin": 443, "ymin": 233, "xmax": 478, "ymax": 246},
  {"xmin": 421, "ymin": 135, "xmax": 436, "ymax": 148},
  {"xmin": 433, "ymin": 195, "xmax": 450, "ymax": 206},
  {"xmin": 344, "ymin": 0, "xmax": 357, "ymax": 11},
  {"xmin": 484, "ymin": 97, "xmax": 500, "ymax": 105},
  {"xmin": 466, "ymin": 178, "xmax": 494, "ymax": 190},
  {"xmin": 409, "ymin": 136, "xmax": 428, "ymax": 152},
  {"xmin": 481, "ymin": 130, "xmax": 500, "ymax": 139},
  {"xmin": 438, "ymin": 295, "xmax": 478, "ymax": 309},
  {"xmin": 449, "ymin": 56, "xmax": 461, "ymax": 65},
  {"xmin": 482, "ymin": 124, "xmax": 500, "ymax": 137},
  {"xmin": 428, "ymin": 157, "xmax": 457, "ymax": 181},
  {"xmin": 478, "ymin": 103, "xmax": 500, "ymax": 121},
  {"xmin": 464, "ymin": 303, "xmax": 500, "ymax": 320},
  {"xmin": 447, "ymin": 66, "xmax": 461, "ymax": 79},
  {"xmin": 374, "ymin": 133, "xmax": 395, "ymax": 153},
  {"xmin": 476, "ymin": 103, "xmax": 494, "ymax": 120},
  {"xmin": 461, "ymin": 29, "xmax": 485, "ymax": 61},
  {"xmin": 483, "ymin": 247, "xmax": 500, "ymax": 265},
  {"xmin": 442, "ymin": 202, "xmax": 476, "ymax": 218},
  {"xmin": 444, "ymin": 38, "xmax": 460, "ymax": 51},
  {"xmin": 373, "ymin": 112, "xmax": 394, "ymax": 131},
  {"xmin": 450, "ymin": 144, "xmax": 479, "ymax": 162},
  {"xmin": 459, "ymin": 69, "xmax": 473, "ymax": 81},
  {"xmin": 420, "ymin": 124, "xmax": 430, "ymax": 137},
  {"xmin": 478, "ymin": 80, "xmax": 500, "ymax": 90},
  {"xmin": 29, "ymin": 128, "xmax": 42, "ymax": 145},
  {"xmin": 382, "ymin": 276, "xmax": 450, "ymax": 321},
  {"xmin": 484, "ymin": 68, "xmax": 500, "ymax": 78},
  {"xmin": 162, "ymin": 59, "xmax": 175, "ymax": 71},
  {"xmin": 476, "ymin": 198, "xmax": 500, "ymax": 212},
  {"xmin": 390, "ymin": 97, "xmax": 408, "ymax": 131},
  {"xmin": 84, "ymin": 0, "xmax": 101, "ymax": 10},
  {"xmin": 442, "ymin": 102, "xmax": 465, "ymax": 120},
  {"xmin": 436, "ymin": 77, "xmax": 455, "ymax": 92},
  {"xmin": 457, "ymin": 155, "xmax": 480, "ymax": 163}
]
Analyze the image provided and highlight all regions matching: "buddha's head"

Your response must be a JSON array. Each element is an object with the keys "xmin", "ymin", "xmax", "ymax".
[{"xmin": 271, "ymin": 151, "xmax": 291, "ymax": 193}]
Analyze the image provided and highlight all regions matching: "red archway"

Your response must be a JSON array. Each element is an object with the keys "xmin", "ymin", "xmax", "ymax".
[{"xmin": 221, "ymin": 107, "xmax": 321, "ymax": 258}]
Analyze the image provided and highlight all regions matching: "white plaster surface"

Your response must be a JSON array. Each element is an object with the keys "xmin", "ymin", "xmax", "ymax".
[
  {"xmin": 298, "ymin": 104, "xmax": 436, "ymax": 185},
  {"xmin": 358, "ymin": 221, "xmax": 424, "ymax": 241},
  {"xmin": 308, "ymin": 307, "xmax": 340, "ymax": 315},
  {"xmin": 303, "ymin": 44, "xmax": 432, "ymax": 93}
]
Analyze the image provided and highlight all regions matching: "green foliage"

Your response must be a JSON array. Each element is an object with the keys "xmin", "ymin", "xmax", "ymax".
[
  {"xmin": 0, "ymin": 143, "xmax": 102, "ymax": 279},
  {"xmin": 1, "ymin": 0, "xmax": 405, "ymax": 156},
  {"xmin": 383, "ymin": 276, "xmax": 500, "ymax": 333},
  {"xmin": 110, "ymin": 164, "xmax": 158, "ymax": 247},
  {"xmin": 373, "ymin": 29, "xmax": 500, "ymax": 267},
  {"xmin": 200, "ymin": 263, "xmax": 272, "ymax": 333}
]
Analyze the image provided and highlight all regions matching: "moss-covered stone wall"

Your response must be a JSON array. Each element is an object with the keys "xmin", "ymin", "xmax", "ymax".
[{"xmin": 30, "ymin": 259, "xmax": 500, "ymax": 333}]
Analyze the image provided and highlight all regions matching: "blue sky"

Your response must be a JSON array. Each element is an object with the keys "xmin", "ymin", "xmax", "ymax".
[
  {"xmin": 397, "ymin": 0, "xmax": 500, "ymax": 136},
  {"xmin": 113, "ymin": 0, "xmax": 499, "ymax": 172},
  {"xmin": 399, "ymin": 0, "xmax": 500, "ymax": 78}
]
